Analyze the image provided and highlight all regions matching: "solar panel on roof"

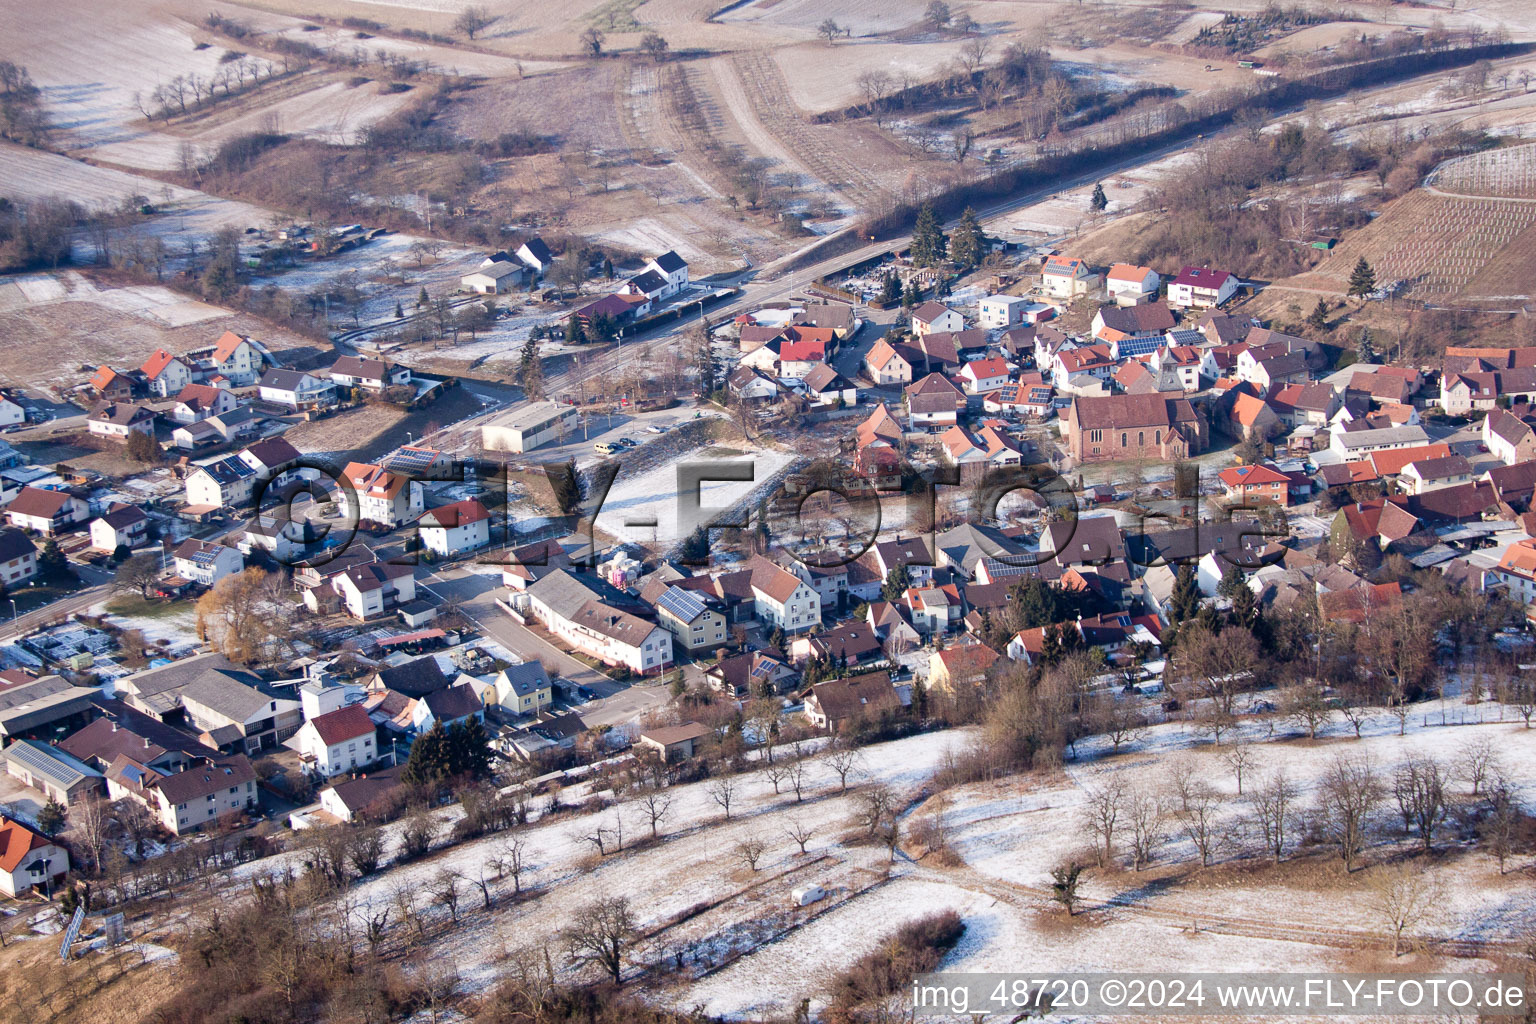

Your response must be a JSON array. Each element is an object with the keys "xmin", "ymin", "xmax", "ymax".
[
  {"xmin": 657, "ymin": 586, "xmax": 707, "ymax": 622},
  {"xmin": 1115, "ymin": 336, "xmax": 1162, "ymax": 358}
]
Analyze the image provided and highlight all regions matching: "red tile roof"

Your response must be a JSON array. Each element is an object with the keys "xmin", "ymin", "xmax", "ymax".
[
  {"xmin": 309, "ymin": 704, "xmax": 375, "ymax": 746},
  {"xmin": 0, "ymin": 818, "xmax": 50, "ymax": 873}
]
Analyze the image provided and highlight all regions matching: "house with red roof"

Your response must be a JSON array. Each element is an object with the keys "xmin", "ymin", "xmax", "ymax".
[
  {"xmin": 1105, "ymin": 263, "xmax": 1160, "ymax": 305},
  {"xmin": 1217, "ymin": 463, "xmax": 1291, "ymax": 505},
  {"xmin": 1168, "ymin": 266, "xmax": 1239, "ymax": 308},
  {"xmin": 957, "ymin": 356, "xmax": 1010, "ymax": 395},
  {"xmin": 140, "ymin": 348, "xmax": 193, "ymax": 397},
  {"xmin": 89, "ymin": 365, "xmax": 135, "ymax": 401},
  {"xmin": 1040, "ymin": 254, "xmax": 1100, "ymax": 298},
  {"xmin": 294, "ymin": 704, "xmax": 378, "ymax": 778},
  {"xmin": 417, "ymin": 499, "xmax": 493, "ymax": 557},
  {"xmin": 0, "ymin": 817, "xmax": 67, "ymax": 897}
]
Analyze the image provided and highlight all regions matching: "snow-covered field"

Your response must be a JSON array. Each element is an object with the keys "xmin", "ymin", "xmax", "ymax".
[{"xmin": 214, "ymin": 700, "xmax": 1536, "ymax": 1019}]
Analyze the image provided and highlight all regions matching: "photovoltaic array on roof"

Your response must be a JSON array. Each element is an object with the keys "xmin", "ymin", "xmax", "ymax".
[
  {"xmin": 387, "ymin": 448, "xmax": 441, "ymax": 473},
  {"xmin": 657, "ymin": 586, "xmax": 707, "ymax": 623},
  {"xmin": 1116, "ymin": 336, "xmax": 1162, "ymax": 358}
]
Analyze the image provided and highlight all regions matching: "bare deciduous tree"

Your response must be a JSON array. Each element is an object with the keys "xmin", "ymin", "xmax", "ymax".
[
  {"xmin": 1222, "ymin": 742, "xmax": 1256, "ymax": 795},
  {"xmin": 1318, "ymin": 754, "xmax": 1383, "ymax": 871},
  {"xmin": 1391, "ymin": 756, "xmax": 1449, "ymax": 853},
  {"xmin": 1250, "ymin": 769, "xmax": 1297, "ymax": 864},
  {"xmin": 639, "ymin": 792, "xmax": 672, "ymax": 838},
  {"xmin": 1080, "ymin": 778, "xmax": 1126, "ymax": 868},
  {"xmin": 824, "ymin": 747, "xmax": 864, "ymax": 794},
  {"xmin": 1367, "ymin": 864, "xmax": 1441, "ymax": 957},
  {"xmin": 784, "ymin": 819, "xmax": 816, "ymax": 854},
  {"xmin": 707, "ymin": 777, "xmax": 738, "ymax": 820},
  {"xmin": 736, "ymin": 834, "xmax": 766, "ymax": 871},
  {"xmin": 1455, "ymin": 736, "xmax": 1500, "ymax": 797},
  {"xmin": 562, "ymin": 896, "xmax": 636, "ymax": 984},
  {"xmin": 1126, "ymin": 785, "xmax": 1169, "ymax": 871}
]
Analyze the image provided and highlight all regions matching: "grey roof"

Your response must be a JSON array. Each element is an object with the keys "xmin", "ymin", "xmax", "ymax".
[
  {"xmin": 498, "ymin": 662, "xmax": 550, "ymax": 698},
  {"xmin": 519, "ymin": 237, "xmax": 553, "ymax": 265},
  {"xmin": 1334, "ymin": 425, "xmax": 1431, "ymax": 451},
  {"xmin": 4, "ymin": 739, "xmax": 102, "ymax": 789},
  {"xmin": 259, "ymin": 368, "xmax": 319, "ymax": 391},
  {"xmin": 528, "ymin": 569, "xmax": 631, "ymax": 621},
  {"xmin": 471, "ymin": 260, "xmax": 522, "ymax": 280},
  {"xmin": 937, "ymin": 523, "xmax": 1026, "ymax": 575},
  {"xmin": 118, "ymin": 653, "xmax": 260, "ymax": 715},
  {"xmin": 651, "ymin": 250, "xmax": 687, "ymax": 274},
  {"xmin": 374, "ymin": 656, "xmax": 449, "ymax": 698},
  {"xmin": 180, "ymin": 673, "xmax": 281, "ymax": 724}
]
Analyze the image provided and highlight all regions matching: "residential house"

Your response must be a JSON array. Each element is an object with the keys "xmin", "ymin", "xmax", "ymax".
[
  {"xmin": 527, "ymin": 570, "xmax": 674, "ymax": 674},
  {"xmin": 865, "ymin": 338, "xmax": 916, "ymax": 385},
  {"xmin": 58, "ymin": 701, "xmax": 218, "ymax": 776},
  {"xmin": 106, "ymin": 754, "xmax": 258, "ymax": 835},
  {"xmin": 910, "ymin": 301, "xmax": 964, "ymax": 338},
  {"xmin": 1217, "ymin": 464, "xmax": 1291, "ymax": 505},
  {"xmin": 652, "ymin": 585, "xmax": 728, "ymax": 653},
  {"xmin": 183, "ymin": 455, "xmax": 258, "ymax": 509},
  {"xmin": 1092, "ymin": 302, "xmax": 1175, "ymax": 348},
  {"xmin": 637, "ymin": 722, "xmax": 711, "ymax": 762},
  {"xmin": 1267, "ymin": 381, "xmax": 1340, "ymax": 428},
  {"xmin": 704, "ymin": 649, "xmax": 796, "ymax": 698},
  {"xmin": 957, "ymin": 357, "xmax": 1010, "ymax": 396},
  {"xmin": 171, "ymin": 419, "xmax": 221, "ymax": 450},
  {"xmin": 800, "ymin": 364, "xmax": 858, "ymax": 407},
  {"xmin": 90, "ymin": 366, "xmax": 135, "ymax": 402},
  {"xmin": 1236, "ymin": 345, "xmax": 1307, "ymax": 390},
  {"xmin": 0, "ymin": 398, "xmax": 21, "ymax": 429},
  {"xmin": 1400, "ymin": 455, "xmax": 1474, "ymax": 495},
  {"xmin": 461, "ymin": 261, "xmax": 524, "ymax": 294},
  {"xmin": 171, "ymin": 539, "xmax": 244, "ymax": 588},
  {"xmin": 744, "ymin": 555, "xmax": 822, "ymax": 633},
  {"xmin": 727, "ymin": 365, "xmax": 788, "ymax": 403},
  {"xmin": 195, "ymin": 332, "xmax": 264, "ymax": 386},
  {"xmin": 1105, "ymin": 264, "xmax": 1160, "ymax": 305},
  {"xmin": 928, "ymin": 642, "xmax": 1000, "ymax": 693},
  {"xmin": 5, "ymin": 486, "xmax": 88, "ymax": 535},
  {"xmin": 1228, "ymin": 390, "xmax": 1282, "ymax": 441},
  {"xmin": 789, "ymin": 622, "xmax": 883, "ymax": 670},
  {"xmin": 0, "ymin": 818, "xmax": 67, "ymax": 897},
  {"xmin": 977, "ymin": 294, "xmax": 1030, "ymax": 328},
  {"xmin": 515, "ymin": 237, "xmax": 554, "ymax": 274},
  {"xmin": 1484, "ymin": 408, "xmax": 1536, "ymax": 465},
  {"xmin": 89, "ymin": 503, "xmax": 149, "ymax": 553},
  {"xmin": 342, "ymin": 461, "xmax": 424, "ymax": 528},
  {"xmin": 482, "ymin": 663, "xmax": 554, "ymax": 719},
  {"xmin": 317, "ymin": 766, "xmax": 404, "ymax": 823},
  {"xmin": 417, "ymin": 499, "xmax": 492, "ymax": 557},
  {"xmin": 939, "ymin": 424, "xmax": 1024, "ymax": 476},
  {"xmin": 87, "ymin": 400, "xmax": 156, "ymax": 440},
  {"xmin": 644, "ymin": 250, "xmax": 689, "ymax": 299},
  {"xmin": 1041, "ymin": 515, "xmax": 1125, "ymax": 567},
  {"xmin": 0, "ymin": 529, "xmax": 36, "ymax": 586},
  {"xmin": 1168, "ymin": 266, "xmax": 1239, "ymax": 308},
  {"xmin": 1489, "ymin": 538, "xmax": 1536, "ymax": 605},
  {"xmin": 803, "ymin": 671, "xmax": 901, "ymax": 731},
  {"xmin": 167, "ymin": 384, "xmax": 237, "ymax": 425},
  {"xmin": 1051, "ymin": 344, "xmax": 1117, "ymax": 388},
  {"xmin": 2, "ymin": 739, "xmax": 103, "ymax": 805},
  {"xmin": 904, "ymin": 372, "xmax": 966, "ymax": 432},
  {"xmin": 1065, "ymin": 393, "xmax": 1207, "ymax": 462},
  {"xmin": 792, "ymin": 302, "xmax": 858, "ymax": 338},
  {"xmin": 140, "ymin": 349, "xmax": 193, "ymax": 397},
  {"xmin": 258, "ymin": 369, "xmax": 337, "ymax": 410},
  {"xmin": 332, "ymin": 561, "xmax": 417, "ymax": 620},
  {"xmin": 410, "ymin": 682, "xmax": 484, "ymax": 734},
  {"xmin": 1040, "ymin": 255, "xmax": 1099, "ymax": 298},
  {"xmin": 329, "ymin": 355, "xmax": 410, "ymax": 391}
]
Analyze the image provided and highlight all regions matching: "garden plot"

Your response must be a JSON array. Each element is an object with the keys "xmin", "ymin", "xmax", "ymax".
[{"xmin": 592, "ymin": 443, "xmax": 796, "ymax": 545}]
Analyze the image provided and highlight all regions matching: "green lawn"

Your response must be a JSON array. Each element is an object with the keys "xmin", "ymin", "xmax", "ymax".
[{"xmin": 104, "ymin": 594, "xmax": 193, "ymax": 620}]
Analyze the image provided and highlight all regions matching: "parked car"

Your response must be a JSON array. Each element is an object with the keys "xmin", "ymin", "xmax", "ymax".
[
  {"xmin": 645, "ymin": 424, "xmax": 667, "ymax": 434},
  {"xmin": 594, "ymin": 441, "xmax": 620, "ymax": 455},
  {"xmin": 616, "ymin": 437, "xmax": 638, "ymax": 448}
]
